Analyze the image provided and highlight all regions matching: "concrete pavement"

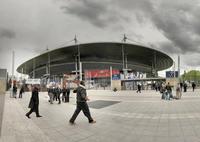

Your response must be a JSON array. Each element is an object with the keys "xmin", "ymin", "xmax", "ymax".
[{"xmin": 1, "ymin": 89, "xmax": 200, "ymax": 142}]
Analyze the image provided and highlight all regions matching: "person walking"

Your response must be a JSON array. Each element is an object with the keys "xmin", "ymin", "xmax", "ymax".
[
  {"xmin": 55, "ymin": 85, "xmax": 62, "ymax": 104},
  {"xmin": 26, "ymin": 86, "xmax": 42, "ymax": 118},
  {"xmin": 48, "ymin": 86, "xmax": 54, "ymax": 104},
  {"xmin": 136, "ymin": 83, "xmax": 141, "ymax": 93},
  {"xmin": 183, "ymin": 82, "xmax": 187, "ymax": 92},
  {"xmin": 19, "ymin": 86, "xmax": 24, "ymax": 98},
  {"xmin": 69, "ymin": 81, "xmax": 96, "ymax": 124},
  {"xmin": 66, "ymin": 81, "xmax": 70, "ymax": 102},
  {"xmin": 62, "ymin": 87, "xmax": 67, "ymax": 102},
  {"xmin": 192, "ymin": 82, "xmax": 196, "ymax": 92},
  {"xmin": 13, "ymin": 84, "xmax": 17, "ymax": 98},
  {"xmin": 176, "ymin": 83, "xmax": 182, "ymax": 99},
  {"xmin": 180, "ymin": 82, "xmax": 183, "ymax": 92}
]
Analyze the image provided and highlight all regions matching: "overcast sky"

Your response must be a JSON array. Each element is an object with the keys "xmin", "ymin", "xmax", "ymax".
[{"xmin": 1, "ymin": 0, "xmax": 200, "ymax": 77}]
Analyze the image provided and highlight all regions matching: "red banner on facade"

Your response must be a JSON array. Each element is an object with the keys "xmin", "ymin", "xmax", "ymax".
[{"xmin": 85, "ymin": 69, "xmax": 119, "ymax": 78}]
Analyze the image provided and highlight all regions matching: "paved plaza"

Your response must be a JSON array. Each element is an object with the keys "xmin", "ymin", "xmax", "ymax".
[{"xmin": 1, "ymin": 89, "xmax": 200, "ymax": 142}]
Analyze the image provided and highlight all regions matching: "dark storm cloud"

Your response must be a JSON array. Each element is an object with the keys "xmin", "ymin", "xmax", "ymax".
[
  {"xmin": 114, "ymin": 0, "xmax": 200, "ymax": 54},
  {"xmin": 157, "ymin": 41, "xmax": 181, "ymax": 54},
  {"xmin": 151, "ymin": 0, "xmax": 200, "ymax": 54},
  {"xmin": 60, "ymin": 0, "xmax": 128, "ymax": 28},
  {"xmin": 60, "ymin": 0, "xmax": 200, "ymax": 54},
  {"xmin": 0, "ymin": 28, "xmax": 16, "ymax": 39},
  {"xmin": 113, "ymin": 0, "xmax": 153, "ymax": 16}
]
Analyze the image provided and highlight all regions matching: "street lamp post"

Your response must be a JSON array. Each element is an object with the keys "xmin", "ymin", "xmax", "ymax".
[
  {"xmin": 74, "ymin": 35, "xmax": 82, "ymax": 80},
  {"xmin": 121, "ymin": 34, "xmax": 128, "ymax": 79},
  {"xmin": 121, "ymin": 34, "xmax": 127, "ymax": 70},
  {"xmin": 11, "ymin": 51, "xmax": 15, "ymax": 97},
  {"xmin": 47, "ymin": 47, "xmax": 51, "ymax": 84}
]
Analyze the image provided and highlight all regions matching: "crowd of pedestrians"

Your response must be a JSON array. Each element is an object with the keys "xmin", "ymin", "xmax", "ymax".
[
  {"xmin": 11, "ymin": 84, "xmax": 24, "ymax": 98},
  {"xmin": 47, "ymin": 82, "xmax": 71, "ymax": 104},
  {"xmin": 160, "ymin": 82, "xmax": 182, "ymax": 100},
  {"xmin": 22, "ymin": 80, "xmax": 96, "ymax": 124},
  {"xmin": 9, "ymin": 78, "xmax": 198, "ymax": 125},
  {"xmin": 159, "ymin": 81, "xmax": 197, "ymax": 100}
]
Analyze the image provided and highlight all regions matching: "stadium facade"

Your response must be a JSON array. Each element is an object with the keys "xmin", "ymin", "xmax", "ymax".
[{"xmin": 17, "ymin": 42, "xmax": 173, "ymax": 90}]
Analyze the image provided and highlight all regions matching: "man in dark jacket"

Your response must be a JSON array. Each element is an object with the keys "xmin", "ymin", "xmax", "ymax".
[
  {"xmin": 69, "ymin": 81, "xmax": 96, "ymax": 124},
  {"xmin": 66, "ymin": 81, "xmax": 70, "ymax": 102},
  {"xmin": 62, "ymin": 87, "xmax": 67, "ymax": 102},
  {"xmin": 26, "ymin": 86, "xmax": 42, "ymax": 118},
  {"xmin": 192, "ymin": 82, "xmax": 196, "ymax": 92},
  {"xmin": 55, "ymin": 86, "xmax": 62, "ymax": 104},
  {"xmin": 19, "ymin": 86, "xmax": 24, "ymax": 98},
  {"xmin": 136, "ymin": 83, "xmax": 141, "ymax": 93},
  {"xmin": 183, "ymin": 82, "xmax": 187, "ymax": 92},
  {"xmin": 13, "ymin": 84, "xmax": 17, "ymax": 98}
]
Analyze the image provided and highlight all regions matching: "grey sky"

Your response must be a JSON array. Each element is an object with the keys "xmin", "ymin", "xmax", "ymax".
[{"xmin": 0, "ymin": 0, "xmax": 200, "ymax": 76}]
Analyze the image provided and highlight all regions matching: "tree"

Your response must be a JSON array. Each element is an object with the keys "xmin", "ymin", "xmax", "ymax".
[{"xmin": 181, "ymin": 70, "xmax": 200, "ymax": 83}]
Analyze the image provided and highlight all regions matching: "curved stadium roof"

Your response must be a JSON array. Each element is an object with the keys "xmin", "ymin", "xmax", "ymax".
[{"xmin": 17, "ymin": 42, "xmax": 173, "ymax": 78}]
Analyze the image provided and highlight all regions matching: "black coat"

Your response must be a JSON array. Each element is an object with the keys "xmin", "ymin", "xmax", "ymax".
[
  {"xmin": 74, "ymin": 85, "xmax": 87, "ymax": 102},
  {"xmin": 13, "ymin": 86, "xmax": 17, "ymax": 93},
  {"xmin": 28, "ymin": 90, "xmax": 39, "ymax": 109},
  {"xmin": 20, "ymin": 87, "xmax": 24, "ymax": 94}
]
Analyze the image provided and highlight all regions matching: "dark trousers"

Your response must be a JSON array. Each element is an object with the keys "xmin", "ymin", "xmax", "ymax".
[
  {"xmin": 19, "ymin": 93, "xmax": 22, "ymax": 98},
  {"xmin": 62, "ymin": 92, "xmax": 66, "ymax": 102},
  {"xmin": 53, "ymin": 93, "xmax": 57, "ymax": 101},
  {"xmin": 27, "ymin": 105, "xmax": 39, "ymax": 116},
  {"xmin": 66, "ymin": 90, "xmax": 70, "ymax": 102},
  {"xmin": 192, "ymin": 87, "xmax": 195, "ymax": 92},
  {"xmin": 184, "ymin": 87, "xmax": 187, "ymax": 92},
  {"xmin": 62, "ymin": 92, "xmax": 69, "ymax": 102},
  {"xmin": 66, "ymin": 94, "xmax": 69, "ymax": 102},
  {"xmin": 70, "ymin": 102, "xmax": 93, "ymax": 123},
  {"xmin": 57, "ymin": 94, "xmax": 61, "ymax": 104},
  {"xmin": 137, "ymin": 87, "xmax": 141, "ymax": 93}
]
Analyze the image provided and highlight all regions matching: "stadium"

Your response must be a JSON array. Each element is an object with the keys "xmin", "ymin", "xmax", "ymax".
[{"xmin": 17, "ymin": 42, "xmax": 173, "ymax": 90}]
